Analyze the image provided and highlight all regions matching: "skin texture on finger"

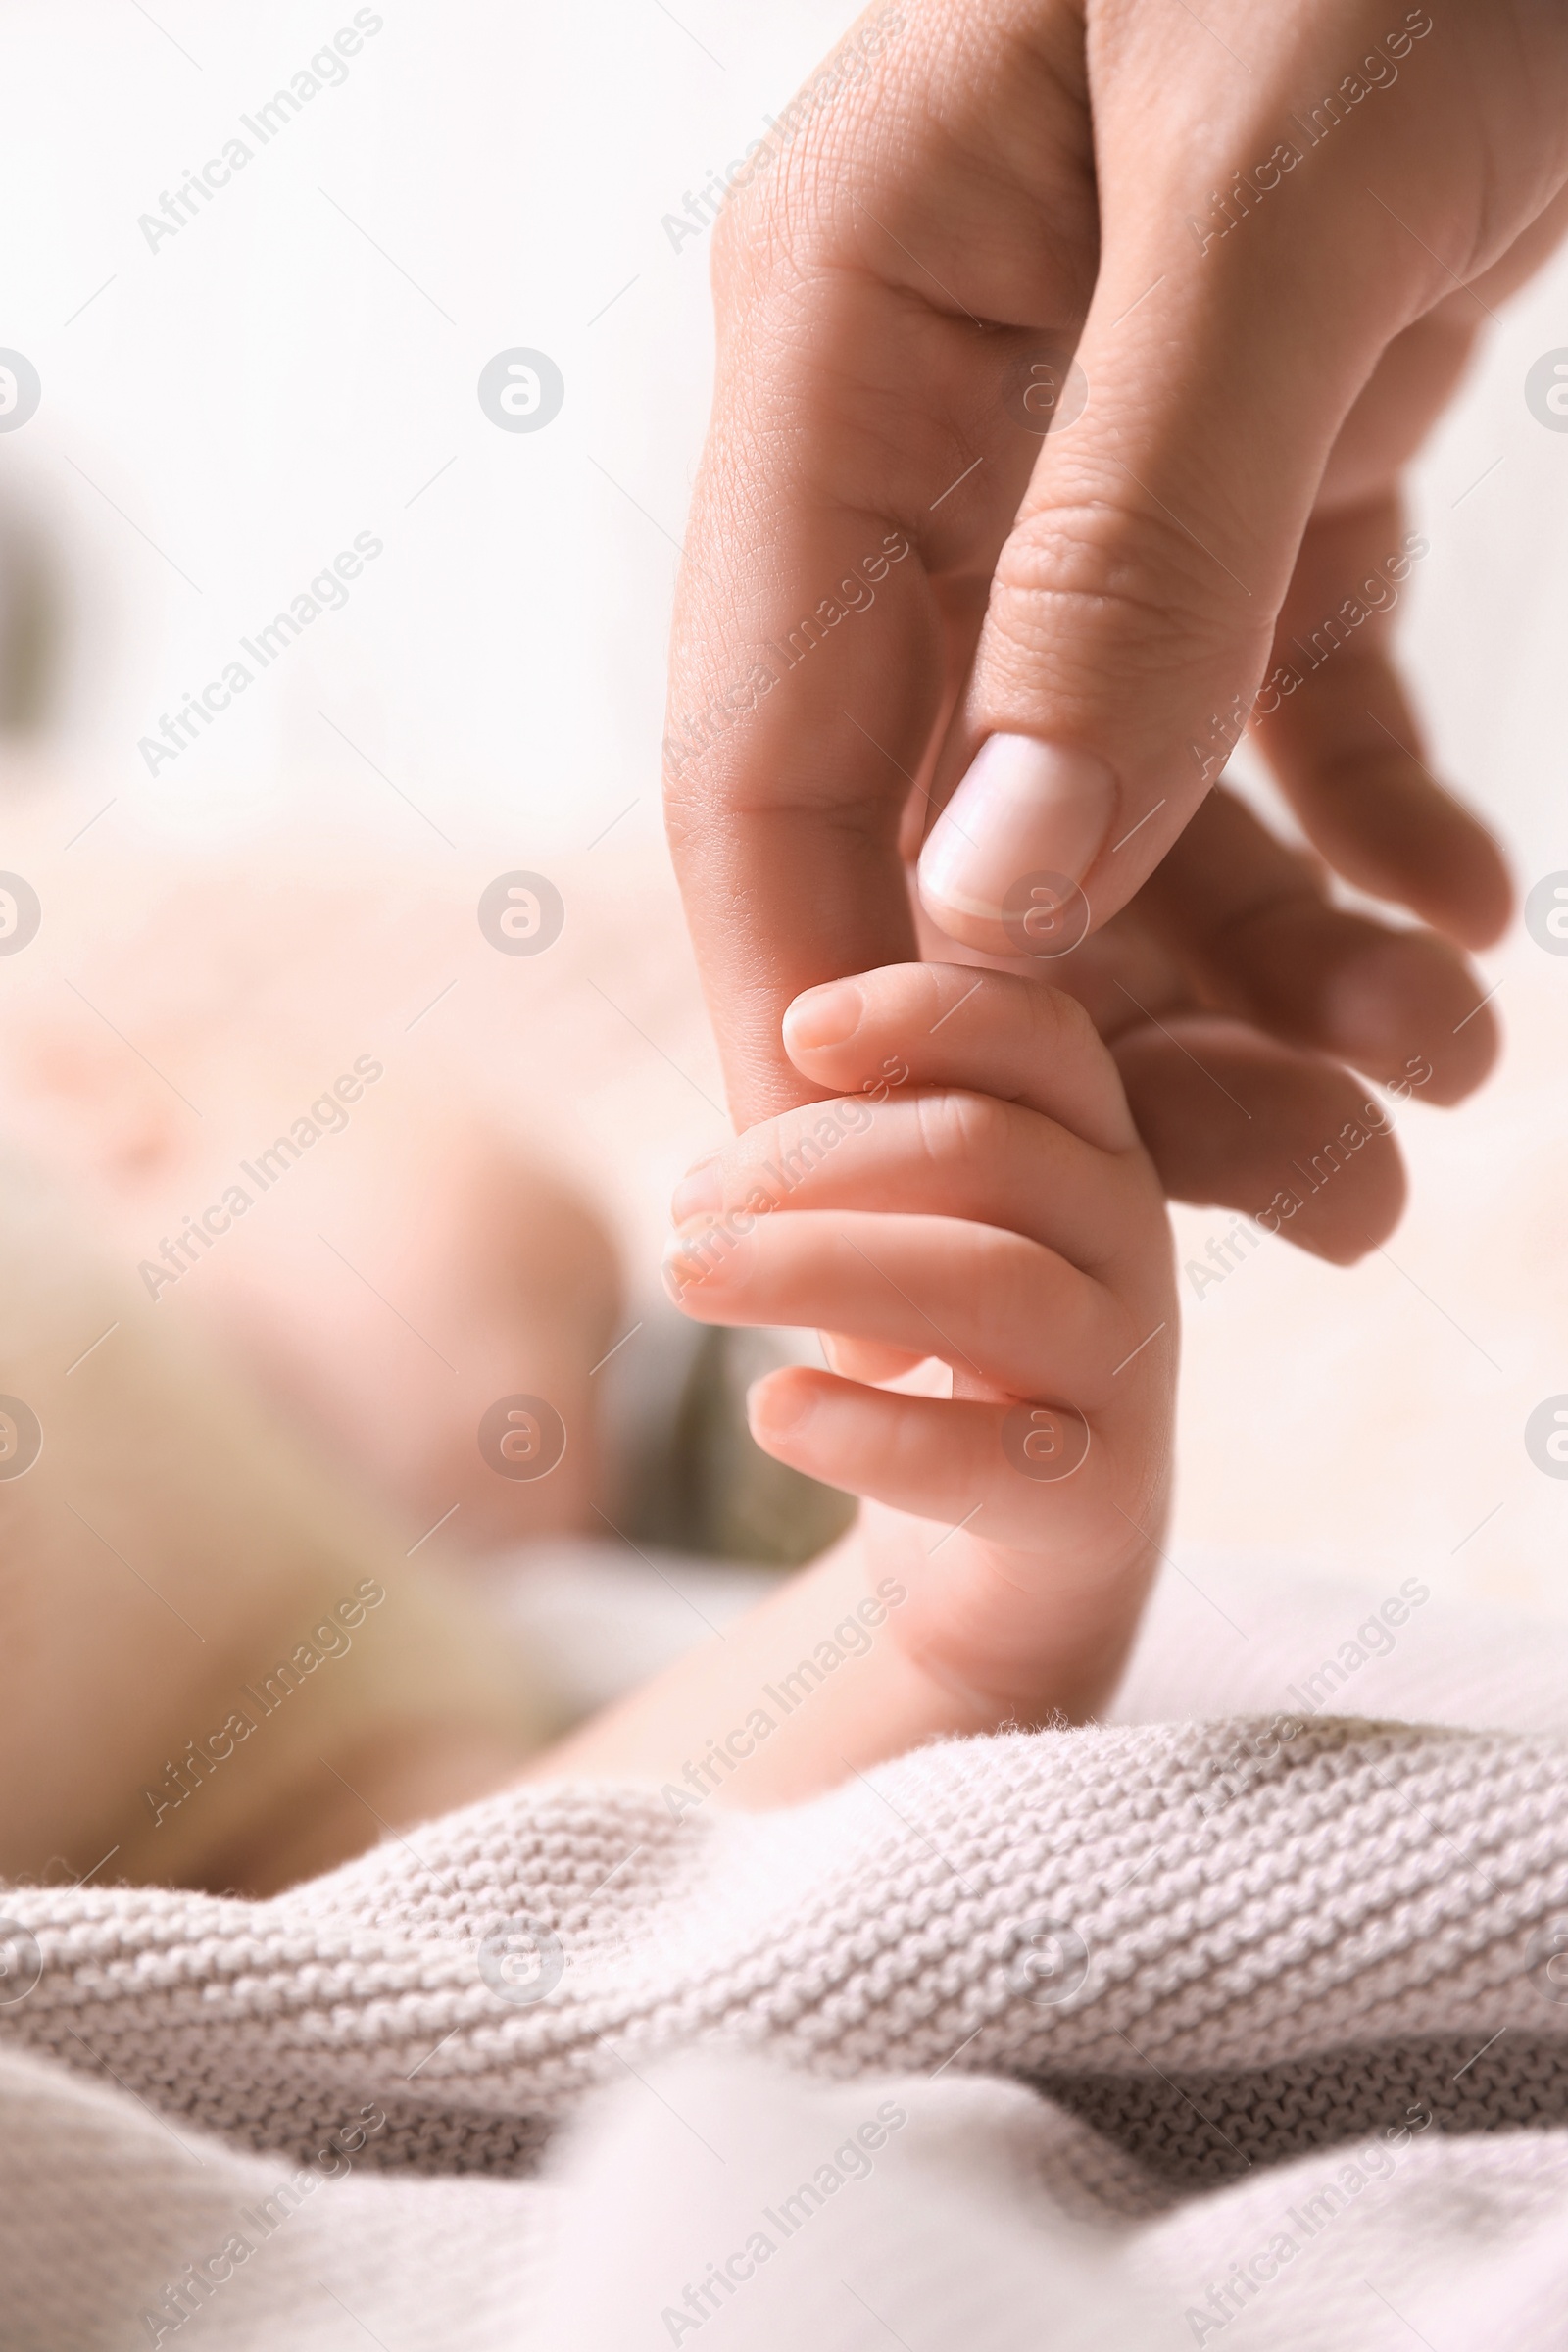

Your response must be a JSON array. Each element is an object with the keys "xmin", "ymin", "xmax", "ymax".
[
  {"xmin": 906, "ymin": 869, "xmax": 1195, "ymax": 1052},
  {"xmin": 751, "ymin": 1368, "xmax": 1168, "ymax": 1719},
  {"xmin": 1111, "ymin": 1015, "xmax": 1409, "ymax": 1264},
  {"xmin": 522, "ymin": 1527, "xmax": 1002, "ymax": 1801},
  {"xmin": 899, "ymin": 865, "xmax": 1422, "ymax": 1258},
  {"xmin": 899, "ymin": 836, "xmax": 1436, "ymax": 1261},
  {"xmin": 781, "ymin": 961, "xmax": 1139, "ymax": 1151},
  {"xmin": 901, "ymin": 819, "xmax": 1466, "ymax": 1256},
  {"xmin": 1253, "ymin": 488, "xmax": 1512, "ymax": 947},
  {"xmin": 666, "ymin": 1208, "xmax": 1137, "ymax": 1403},
  {"xmin": 667, "ymin": 38, "xmax": 1090, "ymax": 1128},
  {"xmin": 673, "ymin": 1085, "xmax": 1152, "ymax": 1280},
  {"xmin": 1312, "ymin": 308, "xmax": 1485, "ymax": 518},
  {"xmin": 668, "ymin": 0, "xmax": 1567, "ymax": 1216},
  {"xmin": 1129, "ymin": 787, "xmax": 1499, "ymax": 1102},
  {"xmin": 918, "ymin": 0, "xmax": 1528, "ymax": 926},
  {"xmin": 665, "ymin": 484, "xmax": 933, "ymax": 1125},
  {"xmin": 664, "ymin": 1, "xmax": 1118, "ymax": 1126},
  {"xmin": 750, "ymin": 1366, "xmax": 1146, "ymax": 1552},
  {"xmin": 532, "ymin": 1237, "xmax": 1175, "ymax": 1796},
  {"xmin": 820, "ymin": 1333, "xmax": 932, "ymax": 1386}
]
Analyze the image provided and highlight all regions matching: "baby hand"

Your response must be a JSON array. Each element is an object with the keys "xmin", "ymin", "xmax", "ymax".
[{"xmin": 664, "ymin": 963, "xmax": 1177, "ymax": 1729}]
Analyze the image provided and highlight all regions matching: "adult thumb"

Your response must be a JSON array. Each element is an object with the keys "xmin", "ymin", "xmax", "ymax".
[{"xmin": 916, "ymin": 115, "xmax": 1437, "ymax": 957}]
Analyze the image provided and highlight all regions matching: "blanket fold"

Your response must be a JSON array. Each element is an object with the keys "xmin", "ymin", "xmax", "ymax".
[
  {"xmin": 3, "ymin": 1714, "xmax": 1567, "ymax": 2182},
  {"xmin": 6, "ymin": 1564, "xmax": 1568, "ymax": 2347}
]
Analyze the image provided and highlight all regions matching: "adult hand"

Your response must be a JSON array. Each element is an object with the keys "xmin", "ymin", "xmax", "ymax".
[{"xmin": 663, "ymin": 0, "xmax": 1568, "ymax": 1260}]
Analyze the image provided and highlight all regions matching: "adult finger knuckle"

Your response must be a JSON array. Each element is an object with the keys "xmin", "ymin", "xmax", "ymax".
[
  {"xmin": 986, "ymin": 496, "xmax": 1257, "ymax": 697},
  {"xmin": 708, "ymin": 116, "xmax": 854, "ymax": 293}
]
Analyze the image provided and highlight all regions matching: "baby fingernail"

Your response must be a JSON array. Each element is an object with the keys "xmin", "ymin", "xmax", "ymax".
[
  {"xmin": 662, "ymin": 1223, "xmax": 726, "ymax": 1294},
  {"xmin": 784, "ymin": 978, "xmax": 864, "ymax": 1054},
  {"xmin": 917, "ymin": 736, "xmax": 1115, "ymax": 955},
  {"xmin": 748, "ymin": 1374, "xmax": 814, "ymax": 1439},
  {"xmin": 669, "ymin": 1154, "xmax": 723, "ymax": 1225}
]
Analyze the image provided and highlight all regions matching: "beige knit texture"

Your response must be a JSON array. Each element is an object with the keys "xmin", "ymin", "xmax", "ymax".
[{"xmin": 4, "ymin": 1568, "xmax": 1568, "ymax": 2347}]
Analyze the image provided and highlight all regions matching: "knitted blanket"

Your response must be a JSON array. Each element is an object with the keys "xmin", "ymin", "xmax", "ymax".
[{"xmin": 4, "ymin": 1561, "xmax": 1568, "ymax": 2350}]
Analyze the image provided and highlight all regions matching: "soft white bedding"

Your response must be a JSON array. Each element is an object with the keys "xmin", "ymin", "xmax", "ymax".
[{"xmin": 4, "ymin": 1559, "xmax": 1568, "ymax": 2350}]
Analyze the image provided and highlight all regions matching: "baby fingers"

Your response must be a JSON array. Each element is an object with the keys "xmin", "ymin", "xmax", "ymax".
[
  {"xmin": 671, "ymin": 1086, "xmax": 1161, "ymax": 1287},
  {"xmin": 747, "ymin": 1366, "xmax": 1160, "ymax": 1563},
  {"xmin": 665, "ymin": 1208, "xmax": 1152, "ymax": 1405}
]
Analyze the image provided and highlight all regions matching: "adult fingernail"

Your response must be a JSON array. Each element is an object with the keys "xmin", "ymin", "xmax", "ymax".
[
  {"xmin": 669, "ymin": 1153, "xmax": 723, "ymax": 1226},
  {"xmin": 783, "ymin": 978, "xmax": 864, "ymax": 1054},
  {"xmin": 917, "ymin": 736, "xmax": 1116, "ymax": 955}
]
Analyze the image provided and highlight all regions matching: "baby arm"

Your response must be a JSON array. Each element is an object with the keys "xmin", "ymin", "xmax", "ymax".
[{"xmin": 526, "ymin": 962, "xmax": 1177, "ymax": 1805}]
